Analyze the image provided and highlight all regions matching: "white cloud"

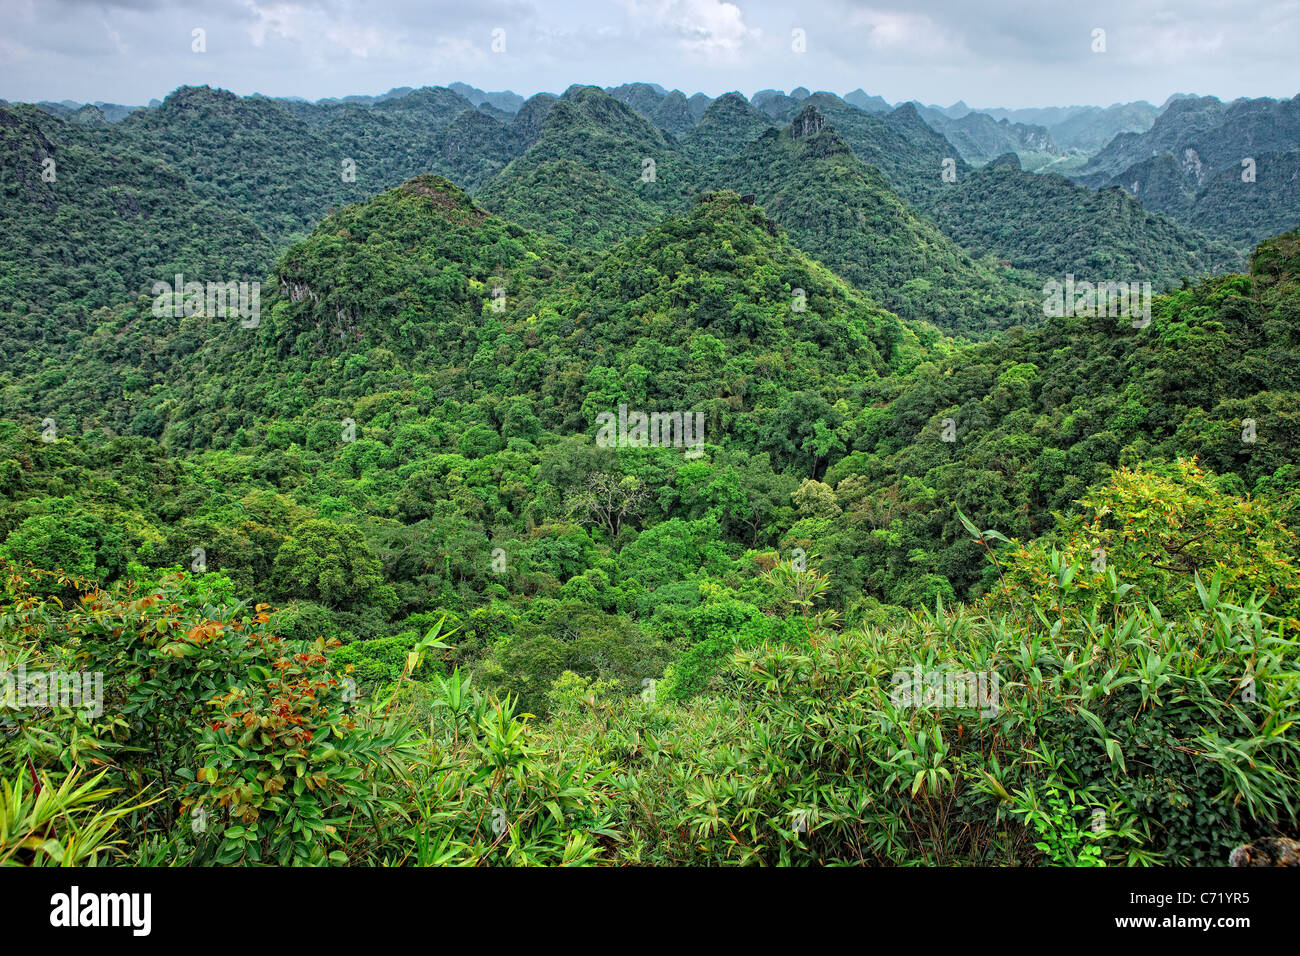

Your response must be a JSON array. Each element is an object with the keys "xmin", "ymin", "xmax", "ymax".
[
  {"xmin": 0, "ymin": 0, "xmax": 1294, "ymax": 107},
  {"xmin": 844, "ymin": 8, "xmax": 964, "ymax": 57},
  {"xmin": 620, "ymin": 0, "xmax": 762, "ymax": 62}
]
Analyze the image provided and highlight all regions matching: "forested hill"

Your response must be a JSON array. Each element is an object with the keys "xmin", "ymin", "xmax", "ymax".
[
  {"xmin": 0, "ymin": 101, "xmax": 276, "ymax": 364},
  {"xmin": 3, "ymin": 169, "xmax": 1297, "ymax": 628},
  {"xmin": 710, "ymin": 106, "xmax": 1040, "ymax": 332},
  {"xmin": 1078, "ymin": 94, "xmax": 1300, "ymax": 247},
  {"xmin": 475, "ymin": 85, "xmax": 699, "ymax": 247},
  {"xmin": 2, "ymin": 82, "xmax": 1261, "ymax": 350},
  {"xmin": 2, "ymin": 180, "xmax": 916, "ymax": 445},
  {"xmin": 682, "ymin": 92, "xmax": 774, "ymax": 164},
  {"xmin": 919, "ymin": 160, "xmax": 1243, "ymax": 283}
]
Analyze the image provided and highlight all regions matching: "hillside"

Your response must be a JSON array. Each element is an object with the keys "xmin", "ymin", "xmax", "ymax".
[
  {"xmin": 0, "ymin": 102, "xmax": 275, "ymax": 366},
  {"xmin": 807, "ymin": 97, "xmax": 970, "ymax": 205},
  {"xmin": 476, "ymin": 86, "xmax": 699, "ymax": 247},
  {"xmin": 913, "ymin": 103, "xmax": 1061, "ymax": 167},
  {"xmin": 114, "ymin": 86, "xmax": 373, "ymax": 241},
  {"xmin": 1079, "ymin": 94, "xmax": 1300, "ymax": 247},
  {"xmin": 6, "ymin": 171, "xmax": 1296, "ymax": 644},
  {"xmin": 606, "ymin": 82, "xmax": 705, "ymax": 136},
  {"xmin": 1, "ymin": 81, "xmax": 1249, "ymax": 355},
  {"xmin": 814, "ymin": 231, "xmax": 1300, "ymax": 604},
  {"xmin": 1047, "ymin": 101, "xmax": 1160, "ymax": 152},
  {"xmin": 919, "ymin": 161, "xmax": 1243, "ymax": 284},
  {"xmin": 710, "ymin": 107, "xmax": 1038, "ymax": 333},
  {"xmin": 681, "ymin": 92, "xmax": 774, "ymax": 163}
]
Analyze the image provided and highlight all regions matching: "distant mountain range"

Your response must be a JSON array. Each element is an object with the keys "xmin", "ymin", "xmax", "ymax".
[
  {"xmin": 4, "ymin": 79, "xmax": 1273, "ymax": 373},
  {"xmin": 16, "ymin": 84, "xmax": 1276, "ymax": 176},
  {"xmin": 1077, "ymin": 94, "xmax": 1300, "ymax": 246},
  {"xmin": 0, "ymin": 78, "xmax": 1289, "ymax": 369}
]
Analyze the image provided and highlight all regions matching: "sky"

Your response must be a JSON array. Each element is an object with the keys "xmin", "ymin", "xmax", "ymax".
[{"xmin": 1, "ymin": 0, "xmax": 1298, "ymax": 109}]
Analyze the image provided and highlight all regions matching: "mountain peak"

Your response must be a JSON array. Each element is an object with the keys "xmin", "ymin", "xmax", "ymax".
[
  {"xmin": 159, "ymin": 85, "xmax": 239, "ymax": 112},
  {"xmin": 561, "ymin": 84, "xmax": 610, "ymax": 104},
  {"xmin": 844, "ymin": 89, "xmax": 891, "ymax": 112},
  {"xmin": 889, "ymin": 101, "xmax": 923, "ymax": 121},
  {"xmin": 787, "ymin": 106, "xmax": 852, "ymax": 159},
  {"xmin": 791, "ymin": 105, "xmax": 829, "ymax": 139},
  {"xmin": 552, "ymin": 84, "xmax": 666, "ymax": 140},
  {"xmin": 693, "ymin": 189, "xmax": 778, "ymax": 234},
  {"xmin": 396, "ymin": 175, "xmax": 485, "ymax": 223}
]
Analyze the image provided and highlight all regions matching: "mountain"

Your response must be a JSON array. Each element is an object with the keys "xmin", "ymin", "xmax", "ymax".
[
  {"xmin": 114, "ymin": 86, "xmax": 386, "ymax": 240},
  {"xmin": 427, "ymin": 109, "xmax": 520, "ymax": 190},
  {"xmin": 4, "ymin": 177, "xmax": 918, "ymax": 486},
  {"xmin": 0, "ymin": 80, "xmax": 1247, "ymax": 365},
  {"xmin": 681, "ymin": 92, "xmax": 774, "ymax": 163},
  {"xmin": 784, "ymin": 95, "xmax": 972, "ymax": 204},
  {"xmin": 844, "ymin": 89, "xmax": 891, "ymax": 112},
  {"xmin": 0, "ymin": 82, "xmax": 548, "ymax": 368},
  {"xmin": 1080, "ymin": 94, "xmax": 1300, "ymax": 248},
  {"xmin": 447, "ymin": 82, "xmax": 525, "ymax": 113},
  {"xmin": 474, "ymin": 89, "xmax": 1039, "ymax": 323},
  {"xmin": 908, "ymin": 101, "xmax": 1160, "ymax": 175},
  {"xmin": 813, "ymin": 229, "xmax": 1300, "ymax": 607},
  {"xmin": 652, "ymin": 90, "xmax": 697, "ymax": 136},
  {"xmin": 511, "ymin": 92, "xmax": 559, "ymax": 146},
  {"xmin": 686, "ymin": 92, "xmax": 711, "ymax": 122},
  {"xmin": 7, "ymin": 168, "xmax": 1296, "ymax": 637},
  {"xmin": 918, "ymin": 162, "xmax": 1243, "ymax": 284},
  {"xmin": 35, "ymin": 100, "xmax": 144, "ymax": 123},
  {"xmin": 1047, "ymin": 101, "xmax": 1160, "ymax": 152},
  {"xmin": 315, "ymin": 87, "xmax": 522, "ymax": 203},
  {"xmin": 711, "ymin": 106, "xmax": 1037, "ymax": 333},
  {"xmin": 305, "ymin": 87, "xmax": 417, "ymax": 108},
  {"xmin": 913, "ymin": 103, "xmax": 1060, "ymax": 166},
  {"xmin": 1174, "ymin": 152, "xmax": 1300, "ymax": 248},
  {"xmin": 1081, "ymin": 95, "xmax": 1241, "ymax": 178},
  {"xmin": 751, "ymin": 89, "xmax": 800, "ymax": 119},
  {"xmin": 926, "ymin": 100, "xmax": 971, "ymax": 119},
  {"xmin": 976, "ymin": 101, "xmax": 1160, "ymax": 152},
  {"xmin": 476, "ymin": 85, "xmax": 699, "ymax": 247},
  {"xmin": 1, "ymin": 175, "xmax": 577, "ymax": 442},
  {"xmin": 606, "ymin": 83, "xmax": 708, "ymax": 136},
  {"xmin": 980, "ymin": 105, "xmax": 1087, "ymax": 126},
  {"xmin": 0, "ymin": 103, "xmax": 274, "ymax": 366},
  {"xmin": 605, "ymin": 82, "xmax": 669, "ymax": 116},
  {"xmin": 6, "ymin": 73, "xmax": 1300, "ymax": 869}
]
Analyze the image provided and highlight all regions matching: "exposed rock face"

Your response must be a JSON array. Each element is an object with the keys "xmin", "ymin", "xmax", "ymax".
[
  {"xmin": 0, "ymin": 109, "xmax": 59, "ymax": 213},
  {"xmin": 279, "ymin": 279, "xmax": 317, "ymax": 304},
  {"xmin": 1182, "ymin": 147, "xmax": 1206, "ymax": 183},
  {"xmin": 1229, "ymin": 836, "xmax": 1300, "ymax": 866},
  {"xmin": 792, "ymin": 106, "xmax": 828, "ymax": 139}
]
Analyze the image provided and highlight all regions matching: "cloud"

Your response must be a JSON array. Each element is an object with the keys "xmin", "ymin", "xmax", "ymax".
[
  {"xmin": 0, "ymin": 0, "xmax": 1293, "ymax": 107},
  {"xmin": 843, "ymin": 8, "xmax": 965, "ymax": 57},
  {"xmin": 620, "ymin": 0, "xmax": 761, "ymax": 63}
]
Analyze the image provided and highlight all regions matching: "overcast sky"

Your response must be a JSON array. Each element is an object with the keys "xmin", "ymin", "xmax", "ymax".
[{"xmin": 2, "ymin": 0, "xmax": 1297, "ymax": 109}]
